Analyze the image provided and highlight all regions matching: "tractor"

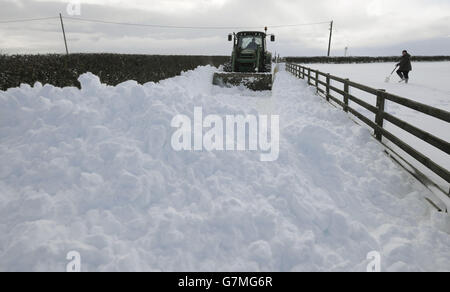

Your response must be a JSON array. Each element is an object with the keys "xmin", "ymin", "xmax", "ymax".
[{"xmin": 213, "ymin": 30, "xmax": 275, "ymax": 91}]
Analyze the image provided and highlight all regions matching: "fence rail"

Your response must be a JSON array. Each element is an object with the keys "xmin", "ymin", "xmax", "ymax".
[{"xmin": 286, "ymin": 63, "xmax": 450, "ymax": 197}]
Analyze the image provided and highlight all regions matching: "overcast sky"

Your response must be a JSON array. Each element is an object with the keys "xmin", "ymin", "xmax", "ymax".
[{"xmin": 0, "ymin": 0, "xmax": 449, "ymax": 56}]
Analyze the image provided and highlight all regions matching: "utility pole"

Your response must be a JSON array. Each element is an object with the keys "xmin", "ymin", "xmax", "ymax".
[
  {"xmin": 60, "ymin": 13, "xmax": 69, "ymax": 55},
  {"xmin": 327, "ymin": 20, "xmax": 333, "ymax": 57}
]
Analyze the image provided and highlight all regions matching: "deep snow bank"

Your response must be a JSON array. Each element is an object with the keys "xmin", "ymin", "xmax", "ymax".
[{"xmin": 0, "ymin": 65, "xmax": 449, "ymax": 271}]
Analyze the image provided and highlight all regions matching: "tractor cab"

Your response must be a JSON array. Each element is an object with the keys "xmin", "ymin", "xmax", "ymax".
[
  {"xmin": 228, "ymin": 31, "xmax": 274, "ymax": 73},
  {"xmin": 213, "ymin": 29, "xmax": 276, "ymax": 91},
  {"xmin": 236, "ymin": 33, "xmax": 263, "ymax": 51}
]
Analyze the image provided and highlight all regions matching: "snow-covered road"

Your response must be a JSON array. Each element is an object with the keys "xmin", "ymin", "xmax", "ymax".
[{"xmin": 0, "ymin": 65, "xmax": 449, "ymax": 271}]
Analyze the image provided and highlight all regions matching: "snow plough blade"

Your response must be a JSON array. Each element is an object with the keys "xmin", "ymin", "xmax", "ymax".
[{"xmin": 213, "ymin": 72, "xmax": 273, "ymax": 91}]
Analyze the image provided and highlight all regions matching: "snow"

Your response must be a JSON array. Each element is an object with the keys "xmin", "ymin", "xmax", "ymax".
[
  {"xmin": 302, "ymin": 62, "xmax": 450, "ymax": 192},
  {"xmin": 0, "ymin": 65, "xmax": 449, "ymax": 272}
]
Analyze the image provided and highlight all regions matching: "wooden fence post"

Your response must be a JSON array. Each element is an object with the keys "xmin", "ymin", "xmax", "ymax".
[
  {"xmin": 315, "ymin": 71, "xmax": 319, "ymax": 93},
  {"xmin": 326, "ymin": 74, "xmax": 330, "ymax": 102},
  {"xmin": 308, "ymin": 68, "xmax": 311, "ymax": 85},
  {"xmin": 343, "ymin": 79, "xmax": 349, "ymax": 112},
  {"xmin": 375, "ymin": 89, "xmax": 386, "ymax": 141}
]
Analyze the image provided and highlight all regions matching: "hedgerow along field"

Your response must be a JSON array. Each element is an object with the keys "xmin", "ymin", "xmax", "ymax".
[
  {"xmin": 2, "ymin": 54, "xmax": 449, "ymax": 91},
  {"xmin": 284, "ymin": 56, "xmax": 450, "ymax": 64},
  {"xmin": 0, "ymin": 54, "xmax": 229, "ymax": 91}
]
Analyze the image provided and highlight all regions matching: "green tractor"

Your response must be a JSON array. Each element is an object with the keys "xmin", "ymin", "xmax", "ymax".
[{"xmin": 213, "ymin": 30, "xmax": 275, "ymax": 91}]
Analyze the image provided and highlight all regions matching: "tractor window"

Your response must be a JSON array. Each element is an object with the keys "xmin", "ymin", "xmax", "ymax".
[{"xmin": 239, "ymin": 36, "xmax": 263, "ymax": 50}]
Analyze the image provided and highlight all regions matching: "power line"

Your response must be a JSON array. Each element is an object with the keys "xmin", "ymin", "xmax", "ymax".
[
  {"xmin": 62, "ymin": 16, "xmax": 331, "ymax": 30},
  {"xmin": 0, "ymin": 17, "xmax": 59, "ymax": 24},
  {"xmin": 0, "ymin": 15, "xmax": 332, "ymax": 55},
  {"xmin": 0, "ymin": 15, "xmax": 330, "ymax": 30},
  {"xmin": 267, "ymin": 21, "xmax": 332, "ymax": 28}
]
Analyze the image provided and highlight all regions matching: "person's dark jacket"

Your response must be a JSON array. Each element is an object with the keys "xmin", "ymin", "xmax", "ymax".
[{"xmin": 397, "ymin": 53, "xmax": 412, "ymax": 71}]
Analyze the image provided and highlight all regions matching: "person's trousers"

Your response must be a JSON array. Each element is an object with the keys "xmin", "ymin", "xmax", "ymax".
[{"xmin": 397, "ymin": 70, "xmax": 409, "ymax": 80}]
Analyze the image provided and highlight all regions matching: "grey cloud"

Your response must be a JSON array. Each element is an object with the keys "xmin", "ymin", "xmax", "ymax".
[{"xmin": 0, "ymin": 0, "xmax": 449, "ymax": 56}]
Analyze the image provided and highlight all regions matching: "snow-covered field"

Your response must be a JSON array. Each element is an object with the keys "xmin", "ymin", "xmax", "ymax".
[
  {"xmin": 0, "ymin": 65, "xmax": 449, "ymax": 272},
  {"xmin": 303, "ymin": 62, "xmax": 450, "ymax": 192}
]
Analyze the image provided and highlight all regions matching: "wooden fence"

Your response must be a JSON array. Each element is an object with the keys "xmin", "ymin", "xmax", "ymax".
[{"xmin": 286, "ymin": 63, "xmax": 450, "ymax": 198}]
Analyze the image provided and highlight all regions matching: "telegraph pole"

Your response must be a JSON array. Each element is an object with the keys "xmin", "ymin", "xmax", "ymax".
[
  {"xmin": 327, "ymin": 20, "xmax": 333, "ymax": 57},
  {"xmin": 59, "ymin": 13, "xmax": 69, "ymax": 55}
]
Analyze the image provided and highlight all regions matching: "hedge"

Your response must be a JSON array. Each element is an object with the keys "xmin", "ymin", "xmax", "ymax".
[
  {"xmin": 284, "ymin": 56, "xmax": 450, "ymax": 64},
  {"xmin": 0, "ymin": 54, "xmax": 230, "ymax": 90}
]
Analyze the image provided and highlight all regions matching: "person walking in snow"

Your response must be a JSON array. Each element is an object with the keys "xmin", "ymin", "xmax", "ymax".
[{"xmin": 396, "ymin": 50, "xmax": 412, "ymax": 83}]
